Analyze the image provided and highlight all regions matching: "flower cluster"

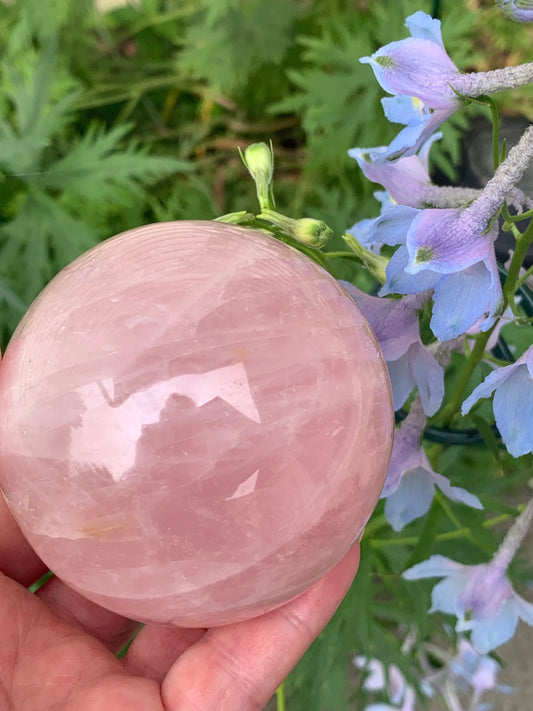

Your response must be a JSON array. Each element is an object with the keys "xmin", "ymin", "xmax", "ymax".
[
  {"xmin": 238, "ymin": 8, "xmax": 533, "ymax": 709},
  {"xmin": 340, "ymin": 9, "xmax": 533, "ymax": 709}
]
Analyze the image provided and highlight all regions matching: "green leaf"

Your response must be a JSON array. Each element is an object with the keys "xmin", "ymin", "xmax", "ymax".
[
  {"xmin": 179, "ymin": 0, "xmax": 301, "ymax": 93},
  {"xmin": 37, "ymin": 122, "xmax": 189, "ymax": 206},
  {"xmin": 0, "ymin": 187, "xmax": 98, "ymax": 302},
  {"xmin": 0, "ymin": 40, "xmax": 79, "ymax": 173},
  {"xmin": 404, "ymin": 502, "xmax": 444, "ymax": 570}
]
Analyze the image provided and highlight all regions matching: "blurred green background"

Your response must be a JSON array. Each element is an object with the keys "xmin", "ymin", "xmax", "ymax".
[
  {"xmin": 2, "ymin": 0, "xmax": 532, "ymax": 346},
  {"xmin": 1, "ymin": 1, "xmax": 532, "ymax": 708}
]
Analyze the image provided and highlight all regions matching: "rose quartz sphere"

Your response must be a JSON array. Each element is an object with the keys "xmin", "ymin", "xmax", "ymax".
[{"xmin": 0, "ymin": 221, "xmax": 392, "ymax": 627}]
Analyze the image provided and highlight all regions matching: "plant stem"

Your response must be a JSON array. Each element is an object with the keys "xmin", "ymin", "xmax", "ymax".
[
  {"xmin": 516, "ymin": 262, "xmax": 533, "ymax": 289},
  {"xmin": 503, "ymin": 217, "xmax": 533, "ymax": 307},
  {"xmin": 439, "ymin": 327, "xmax": 495, "ymax": 427},
  {"xmin": 276, "ymin": 682, "xmax": 286, "ymax": 711},
  {"xmin": 488, "ymin": 96, "xmax": 501, "ymax": 171}
]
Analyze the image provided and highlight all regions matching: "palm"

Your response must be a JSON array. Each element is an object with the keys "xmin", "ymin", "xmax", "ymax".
[{"xmin": 0, "ymin": 496, "xmax": 359, "ymax": 711}]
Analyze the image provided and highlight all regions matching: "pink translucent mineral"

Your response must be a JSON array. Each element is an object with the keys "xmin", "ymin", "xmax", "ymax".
[{"xmin": 0, "ymin": 221, "xmax": 393, "ymax": 627}]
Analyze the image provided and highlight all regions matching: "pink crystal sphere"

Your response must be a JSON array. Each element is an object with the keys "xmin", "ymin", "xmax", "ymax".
[{"xmin": 0, "ymin": 221, "xmax": 393, "ymax": 627}]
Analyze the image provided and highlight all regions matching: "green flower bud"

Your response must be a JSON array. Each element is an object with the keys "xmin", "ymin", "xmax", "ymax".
[
  {"xmin": 258, "ymin": 209, "xmax": 333, "ymax": 249},
  {"xmin": 291, "ymin": 218, "xmax": 333, "ymax": 248},
  {"xmin": 239, "ymin": 142, "xmax": 275, "ymax": 211}
]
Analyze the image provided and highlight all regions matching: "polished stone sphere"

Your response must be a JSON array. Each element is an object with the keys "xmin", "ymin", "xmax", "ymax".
[{"xmin": 0, "ymin": 221, "xmax": 393, "ymax": 627}]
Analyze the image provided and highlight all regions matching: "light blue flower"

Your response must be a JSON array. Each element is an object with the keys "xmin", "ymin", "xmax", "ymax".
[
  {"xmin": 498, "ymin": 0, "xmax": 533, "ymax": 22},
  {"xmin": 381, "ymin": 398, "xmax": 482, "ymax": 532},
  {"xmin": 376, "ymin": 126, "xmax": 533, "ymax": 339},
  {"xmin": 353, "ymin": 656, "xmax": 419, "ymax": 711},
  {"xmin": 449, "ymin": 638, "xmax": 513, "ymax": 703},
  {"xmin": 360, "ymin": 11, "xmax": 533, "ymax": 160},
  {"xmin": 360, "ymin": 12, "xmax": 460, "ymax": 110},
  {"xmin": 374, "ymin": 206, "xmax": 503, "ymax": 341},
  {"xmin": 349, "ymin": 135, "xmax": 437, "ymax": 207},
  {"xmin": 462, "ymin": 346, "xmax": 533, "ymax": 457},
  {"xmin": 349, "ymin": 204, "xmax": 420, "ymax": 250},
  {"xmin": 341, "ymin": 283, "xmax": 443, "ymax": 415},
  {"xmin": 349, "ymin": 134, "xmax": 481, "ymax": 209},
  {"xmin": 399, "ymin": 207, "xmax": 504, "ymax": 340},
  {"xmin": 379, "ymin": 95, "xmax": 455, "ymax": 161},
  {"xmin": 403, "ymin": 553, "xmax": 533, "ymax": 653}
]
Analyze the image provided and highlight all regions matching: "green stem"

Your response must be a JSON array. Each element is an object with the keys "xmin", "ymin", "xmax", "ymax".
[
  {"xmin": 370, "ymin": 512, "xmax": 512, "ymax": 548},
  {"xmin": 439, "ymin": 327, "xmax": 495, "ymax": 427},
  {"xmin": 114, "ymin": 6, "xmax": 198, "ymax": 45},
  {"xmin": 489, "ymin": 97, "xmax": 501, "ymax": 171},
  {"xmin": 276, "ymin": 682, "xmax": 286, "ymax": 711},
  {"xmin": 341, "ymin": 233, "xmax": 388, "ymax": 284},
  {"xmin": 503, "ymin": 217, "xmax": 533, "ymax": 307},
  {"xmin": 502, "ymin": 206, "xmax": 533, "ymax": 223},
  {"xmin": 516, "ymin": 262, "xmax": 533, "ymax": 289}
]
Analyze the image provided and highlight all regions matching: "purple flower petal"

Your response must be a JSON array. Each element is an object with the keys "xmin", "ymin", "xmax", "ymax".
[
  {"xmin": 374, "ymin": 190, "xmax": 395, "ymax": 210},
  {"xmin": 462, "ymin": 346, "xmax": 533, "ymax": 415},
  {"xmin": 384, "ymin": 467, "xmax": 436, "ymax": 531},
  {"xmin": 512, "ymin": 590, "xmax": 533, "ymax": 626},
  {"xmin": 469, "ymin": 599, "xmax": 519, "ymax": 653},
  {"xmin": 462, "ymin": 361, "xmax": 520, "ymax": 415},
  {"xmin": 349, "ymin": 146, "xmax": 432, "ymax": 208},
  {"xmin": 381, "ymin": 245, "xmax": 440, "ymax": 296},
  {"xmin": 525, "ymin": 346, "xmax": 533, "ymax": 377},
  {"xmin": 430, "ymin": 575, "xmax": 469, "ymax": 615},
  {"xmin": 492, "ymin": 366, "xmax": 533, "ymax": 456},
  {"xmin": 349, "ymin": 217, "xmax": 379, "ymax": 247},
  {"xmin": 360, "ymin": 38, "xmax": 459, "ymax": 109},
  {"xmin": 405, "ymin": 10, "xmax": 446, "ymax": 46},
  {"xmin": 407, "ymin": 342, "xmax": 444, "ymax": 415},
  {"xmin": 348, "ymin": 205, "xmax": 419, "ymax": 248},
  {"xmin": 403, "ymin": 554, "xmax": 464, "ymax": 580},
  {"xmin": 431, "ymin": 261, "xmax": 498, "ymax": 341},
  {"xmin": 388, "ymin": 665, "xmax": 408, "ymax": 705},
  {"xmin": 430, "ymin": 471, "xmax": 483, "ymax": 509},
  {"xmin": 405, "ymin": 208, "xmax": 492, "ymax": 275},
  {"xmin": 383, "ymin": 106, "xmax": 455, "ymax": 161},
  {"xmin": 386, "ymin": 354, "xmax": 416, "ymax": 412},
  {"xmin": 456, "ymin": 565, "xmax": 513, "ymax": 624},
  {"xmin": 382, "ymin": 94, "xmax": 429, "ymax": 126},
  {"xmin": 355, "ymin": 657, "xmax": 386, "ymax": 690},
  {"xmin": 342, "ymin": 287, "xmax": 420, "ymax": 360}
]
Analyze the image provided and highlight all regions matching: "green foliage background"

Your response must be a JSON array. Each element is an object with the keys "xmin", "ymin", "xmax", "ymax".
[{"xmin": 1, "ymin": 1, "xmax": 532, "ymax": 709}]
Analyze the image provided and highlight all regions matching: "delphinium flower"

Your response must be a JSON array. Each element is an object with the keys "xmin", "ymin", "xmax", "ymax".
[
  {"xmin": 353, "ymin": 656, "xmax": 419, "ymax": 711},
  {"xmin": 497, "ymin": 0, "xmax": 533, "ymax": 22},
  {"xmin": 352, "ymin": 125, "xmax": 533, "ymax": 341},
  {"xmin": 341, "ymin": 283, "xmax": 443, "ymax": 415},
  {"xmin": 380, "ymin": 396, "xmax": 482, "ymax": 532},
  {"xmin": 462, "ymin": 345, "xmax": 533, "ymax": 457},
  {"xmin": 350, "ymin": 136, "xmax": 479, "ymax": 210},
  {"xmin": 448, "ymin": 638, "xmax": 513, "ymax": 706},
  {"xmin": 420, "ymin": 637, "xmax": 512, "ymax": 711},
  {"xmin": 360, "ymin": 11, "xmax": 533, "ymax": 158},
  {"xmin": 349, "ymin": 136, "xmax": 533, "ymax": 212},
  {"xmin": 403, "ymin": 499, "xmax": 533, "ymax": 653}
]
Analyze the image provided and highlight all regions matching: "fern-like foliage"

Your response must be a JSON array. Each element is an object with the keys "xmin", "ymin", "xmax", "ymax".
[
  {"xmin": 178, "ymin": 0, "xmax": 301, "ymax": 95},
  {"xmin": 0, "ymin": 20, "xmax": 188, "ymax": 341}
]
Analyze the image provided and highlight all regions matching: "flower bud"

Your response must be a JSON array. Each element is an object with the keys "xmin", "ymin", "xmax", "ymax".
[
  {"xmin": 257, "ymin": 209, "xmax": 332, "ymax": 249},
  {"xmin": 291, "ymin": 218, "xmax": 333, "ymax": 248},
  {"xmin": 239, "ymin": 142, "xmax": 275, "ymax": 211},
  {"xmin": 497, "ymin": 0, "xmax": 533, "ymax": 22}
]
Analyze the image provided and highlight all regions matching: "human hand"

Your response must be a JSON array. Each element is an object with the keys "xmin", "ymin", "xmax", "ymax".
[{"xmin": 0, "ymin": 494, "xmax": 360, "ymax": 711}]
